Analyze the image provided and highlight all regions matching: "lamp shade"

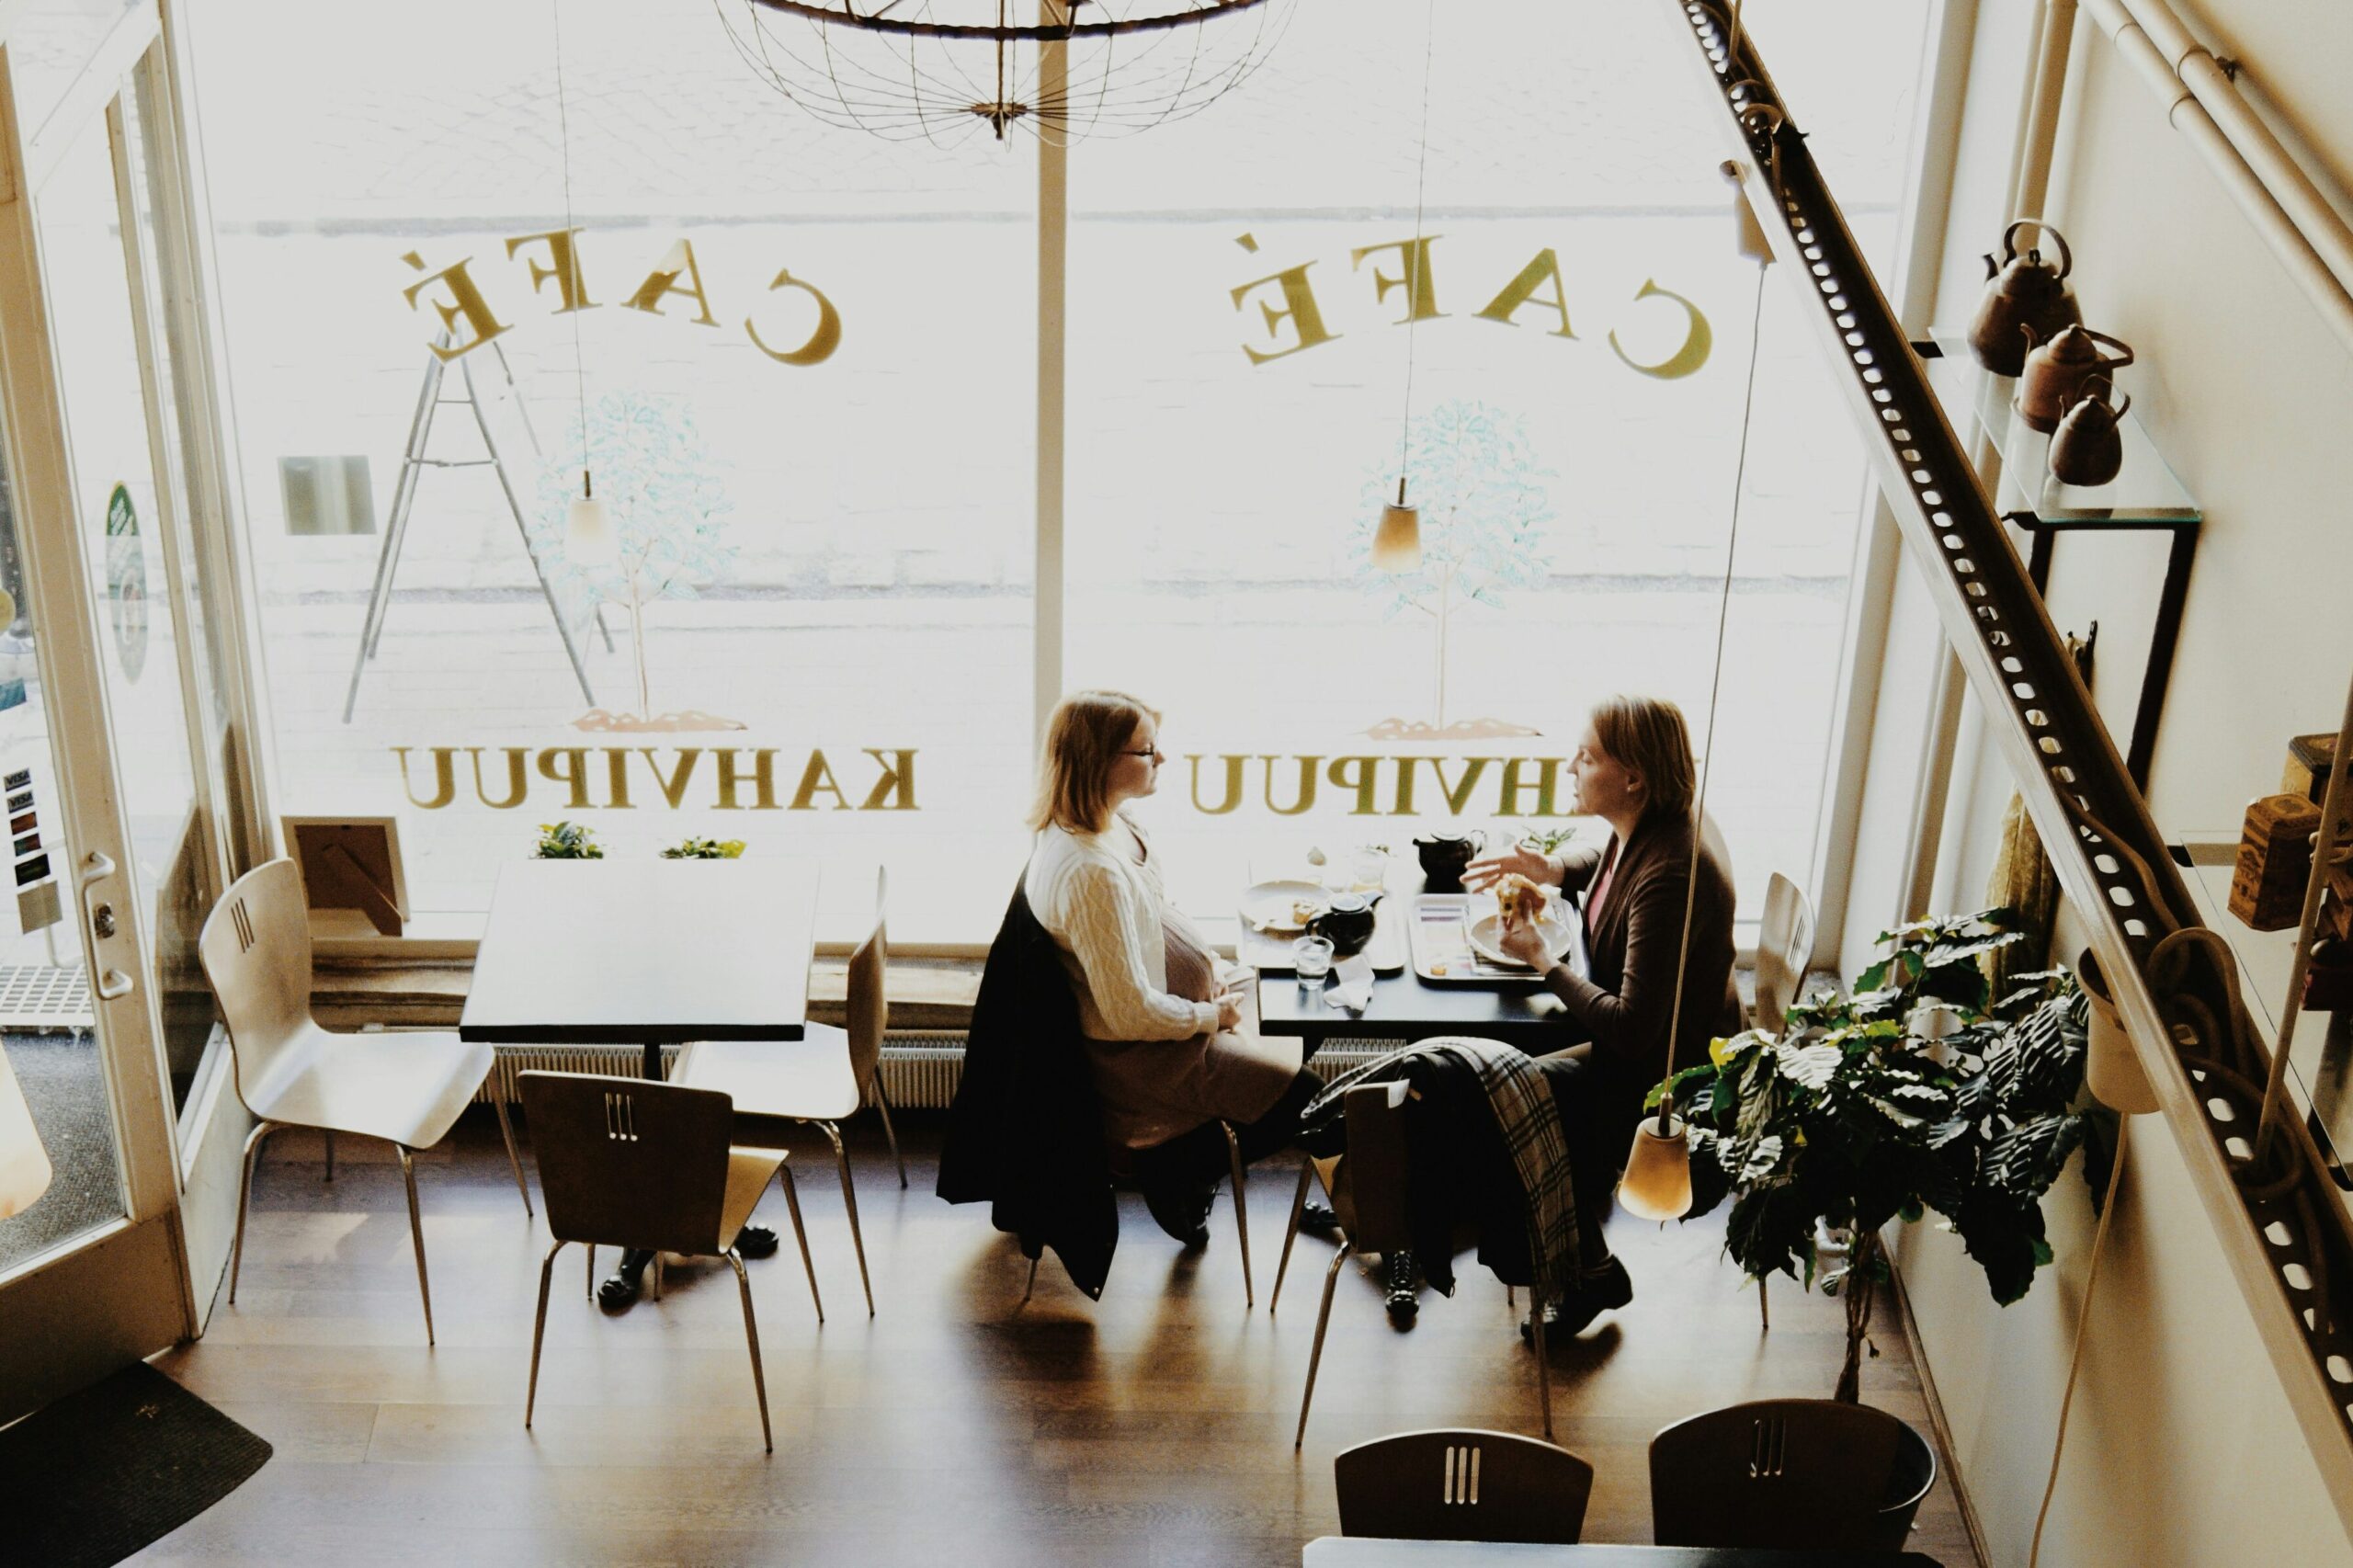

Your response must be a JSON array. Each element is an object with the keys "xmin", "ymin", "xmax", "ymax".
[
  {"xmin": 0, "ymin": 1047, "xmax": 52, "ymax": 1221},
  {"xmin": 1619, "ymin": 1114, "xmax": 1693, "ymax": 1221},
  {"xmin": 565, "ymin": 475, "xmax": 619, "ymax": 567},
  {"xmin": 1371, "ymin": 500, "xmax": 1422, "ymax": 572},
  {"xmin": 2077, "ymin": 949, "xmax": 2158, "ymax": 1115}
]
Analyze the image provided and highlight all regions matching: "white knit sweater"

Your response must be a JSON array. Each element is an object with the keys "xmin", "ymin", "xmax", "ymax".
[{"xmin": 1025, "ymin": 818, "xmax": 1222, "ymax": 1043}]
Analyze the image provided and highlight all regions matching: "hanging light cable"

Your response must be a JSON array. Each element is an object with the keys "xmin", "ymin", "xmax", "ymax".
[
  {"xmin": 1369, "ymin": 0, "xmax": 1438, "ymax": 574},
  {"xmin": 1620, "ymin": 199, "xmax": 1776, "ymax": 1223},
  {"xmin": 553, "ymin": 2, "xmax": 618, "ymax": 568}
]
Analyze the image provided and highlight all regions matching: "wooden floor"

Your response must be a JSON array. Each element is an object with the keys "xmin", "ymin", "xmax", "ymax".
[{"xmin": 145, "ymin": 1112, "xmax": 1981, "ymax": 1566}]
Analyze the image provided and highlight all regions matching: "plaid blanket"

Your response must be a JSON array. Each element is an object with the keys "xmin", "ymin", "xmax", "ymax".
[{"xmin": 1424, "ymin": 1037, "xmax": 1578, "ymax": 1305}]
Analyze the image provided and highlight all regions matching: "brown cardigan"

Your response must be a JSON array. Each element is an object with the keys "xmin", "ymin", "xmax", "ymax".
[{"xmin": 1544, "ymin": 812, "xmax": 1742, "ymax": 1096}]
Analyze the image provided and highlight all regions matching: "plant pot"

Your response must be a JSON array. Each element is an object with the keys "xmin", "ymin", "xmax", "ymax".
[{"xmin": 1866, "ymin": 1418, "xmax": 1939, "ymax": 1552}]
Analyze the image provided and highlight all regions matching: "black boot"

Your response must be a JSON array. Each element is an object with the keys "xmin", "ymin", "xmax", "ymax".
[
  {"xmin": 1383, "ymin": 1249, "xmax": 1419, "ymax": 1327},
  {"xmin": 1142, "ymin": 1176, "xmax": 1215, "ymax": 1248}
]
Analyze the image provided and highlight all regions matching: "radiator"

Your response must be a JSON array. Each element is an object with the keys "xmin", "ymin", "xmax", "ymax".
[{"xmin": 473, "ymin": 1034, "xmax": 1406, "ymax": 1109}]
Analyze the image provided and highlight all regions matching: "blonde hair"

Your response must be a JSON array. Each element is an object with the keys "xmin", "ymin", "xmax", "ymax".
[
  {"xmin": 1029, "ymin": 689, "xmax": 1161, "ymax": 835},
  {"xmin": 1589, "ymin": 694, "xmax": 1698, "ymax": 822}
]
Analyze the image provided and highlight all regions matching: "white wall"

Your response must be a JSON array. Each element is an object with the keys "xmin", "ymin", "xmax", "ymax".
[{"xmin": 1845, "ymin": 2, "xmax": 2353, "ymax": 1563}]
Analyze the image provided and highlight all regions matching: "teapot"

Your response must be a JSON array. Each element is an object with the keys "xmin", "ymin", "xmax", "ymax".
[
  {"xmin": 1413, "ymin": 829, "xmax": 1486, "ymax": 891},
  {"xmin": 1306, "ymin": 892, "xmax": 1383, "ymax": 958},
  {"xmin": 1969, "ymin": 220, "xmax": 2080, "ymax": 377},
  {"xmin": 2017, "ymin": 324, "xmax": 2133, "ymax": 434},
  {"xmin": 2048, "ymin": 378, "xmax": 2130, "ymax": 487}
]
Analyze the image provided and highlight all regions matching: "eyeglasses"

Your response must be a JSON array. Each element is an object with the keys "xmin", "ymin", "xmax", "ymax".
[{"xmin": 1120, "ymin": 746, "xmax": 1164, "ymax": 759}]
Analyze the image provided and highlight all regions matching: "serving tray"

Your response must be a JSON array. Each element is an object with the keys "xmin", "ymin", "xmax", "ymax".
[{"xmin": 1406, "ymin": 892, "xmax": 1567, "ymax": 983}]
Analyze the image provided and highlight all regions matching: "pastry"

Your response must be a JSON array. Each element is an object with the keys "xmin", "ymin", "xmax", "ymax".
[{"xmin": 1498, "ymin": 872, "xmax": 1548, "ymax": 928}]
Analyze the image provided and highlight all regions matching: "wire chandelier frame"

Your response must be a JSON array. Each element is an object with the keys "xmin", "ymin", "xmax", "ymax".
[{"xmin": 717, "ymin": 0, "xmax": 1300, "ymax": 145}]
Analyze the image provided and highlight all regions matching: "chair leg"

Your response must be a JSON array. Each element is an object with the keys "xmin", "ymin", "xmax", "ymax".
[
  {"xmin": 526, "ymin": 1240, "xmax": 564, "ymax": 1429},
  {"xmin": 727, "ymin": 1252, "xmax": 774, "ymax": 1453},
  {"xmin": 1532, "ymin": 1296, "xmax": 1554, "ymax": 1441},
  {"xmin": 653, "ymin": 1254, "xmax": 665, "ymax": 1302},
  {"xmin": 1222, "ymin": 1121, "xmax": 1253, "ymax": 1309},
  {"xmin": 1022, "ymin": 1256, "xmax": 1040, "ymax": 1304},
  {"xmin": 397, "ymin": 1146, "xmax": 436, "ymax": 1346},
  {"xmin": 228, "ymin": 1119, "xmax": 278, "ymax": 1306},
  {"xmin": 1507, "ymin": 1283, "xmax": 1516, "ymax": 1310},
  {"xmin": 323, "ymin": 1129, "xmax": 335, "ymax": 1183},
  {"xmin": 824, "ymin": 1122, "xmax": 874, "ymax": 1316},
  {"xmin": 1294, "ymin": 1242, "xmax": 1353, "ymax": 1450},
  {"xmin": 1269, "ymin": 1159, "xmax": 1313, "ymax": 1313},
  {"xmin": 872, "ymin": 1080, "xmax": 907, "ymax": 1190},
  {"xmin": 585, "ymin": 1244, "xmax": 596, "ymax": 1301},
  {"xmin": 489, "ymin": 1082, "xmax": 532, "ymax": 1217},
  {"xmin": 1759, "ymin": 1274, "xmax": 1770, "ymax": 1332},
  {"xmin": 779, "ymin": 1162, "xmax": 824, "ymax": 1324}
]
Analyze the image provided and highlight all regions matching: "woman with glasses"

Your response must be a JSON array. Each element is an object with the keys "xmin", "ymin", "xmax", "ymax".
[{"xmin": 1024, "ymin": 689, "xmax": 1324, "ymax": 1246}]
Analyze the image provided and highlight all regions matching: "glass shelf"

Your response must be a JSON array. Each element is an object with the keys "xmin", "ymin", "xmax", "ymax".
[
  {"xmin": 2177, "ymin": 835, "xmax": 2353, "ymax": 1190},
  {"xmin": 1919, "ymin": 333, "xmax": 2200, "ymax": 528}
]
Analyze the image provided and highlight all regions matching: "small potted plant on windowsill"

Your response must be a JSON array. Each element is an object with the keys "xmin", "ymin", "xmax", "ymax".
[
  {"xmin": 1652, "ymin": 910, "xmax": 2094, "ymax": 1545},
  {"xmin": 535, "ymin": 821, "xmax": 604, "ymax": 859},
  {"xmin": 661, "ymin": 836, "xmax": 745, "ymax": 859}
]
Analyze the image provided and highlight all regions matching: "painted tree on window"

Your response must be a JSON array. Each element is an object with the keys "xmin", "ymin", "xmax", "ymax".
[
  {"xmin": 1354, "ymin": 399, "xmax": 1555, "ymax": 736},
  {"xmin": 530, "ymin": 392, "xmax": 737, "ymax": 732}
]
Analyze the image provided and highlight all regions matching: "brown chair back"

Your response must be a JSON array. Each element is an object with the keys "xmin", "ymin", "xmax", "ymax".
[
  {"xmin": 1336, "ymin": 1428, "xmax": 1593, "ymax": 1544},
  {"xmin": 197, "ymin": 858, "xmax": 316, "ymax": 1116},
  {"xmin": 519, "ymin": 1071, "xmax": 735, "ymax": 1257},
  {"xmin": 1332, "ymin": 1081, "xmax": 1413, "ymax": 1255},
  {"xmin": 1753, "ymin": 872, "xmax": 1817, "ymax": 1036},
  {"xmin": 846, "ymin": 866, "xmax": 888, "ymax": 1095},
  {"xmin": 1650, "ymin": 1397, "xmax": 1915, "ymax": 1551}
]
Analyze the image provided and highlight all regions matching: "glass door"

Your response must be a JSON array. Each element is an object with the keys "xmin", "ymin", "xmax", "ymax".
[{"xmin": 0, "ymin": 15, "xmax": 224, "ymax": 1419}]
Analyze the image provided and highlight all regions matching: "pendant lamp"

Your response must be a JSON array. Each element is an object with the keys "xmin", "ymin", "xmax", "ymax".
[
  {"xmin": 550, "ymin": 2, "xmax": 618, "ymax": 571},
  {"xmin": 1368, "ymin": 0, "xmax": 1436, "ymax": 575},
  {"xmin": 1619, "ymin": 158, "xmax": 1780, "ymax": 1226}
]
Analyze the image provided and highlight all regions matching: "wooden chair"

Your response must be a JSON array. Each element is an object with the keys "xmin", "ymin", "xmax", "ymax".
[
  {"xmin": 1649, "ymin": 1397, "xmax": 1933, "ymax": 1551},
  {"xmin": 1336, "ymin": 1428, "xmax": 1594, "ymax": 1544},
  {"xmin": 199, "ymin": 858, "xmax": 529, "ymax": 1344},
  {"xmin": 0, "ymin": 1045, "xmax": 51, "ymax": 1220},
  {"xmin": 1271, "ymin": 1080, "xmax": 1553, "ymax": 1447},
  {"xmin": 675, "ymin": 867, "xmax": 903, "ymax": 1317},
  {"xmin": 1751, "ymin": 871, "xmax": 1818, "ymax": 1037},
  {"xmin": 520, "ymin": 1071, "xmax": 813, "ymax": 1451}
]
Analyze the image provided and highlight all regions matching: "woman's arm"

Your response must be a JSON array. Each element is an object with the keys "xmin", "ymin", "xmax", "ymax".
[
  {"xmin": 1537, "ymin": 858, "xmax": 1686, "ymax": 1070},
  {"xmin": 1556, "ymin": 838, "xmax": 1607, "ymax": 893},
  {"xmin": 1063, "ymin": 860, "xmax": 1222, "ymax": 1041}
]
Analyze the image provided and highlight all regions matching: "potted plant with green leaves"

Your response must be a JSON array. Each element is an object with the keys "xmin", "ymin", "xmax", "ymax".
[
  {"xmin": 534, "ymin": 821, "xmax": 604, "ymax": 859},
  {"xmin": 661, "ymin": 836, "xmax": 745, "ymax": 859}
]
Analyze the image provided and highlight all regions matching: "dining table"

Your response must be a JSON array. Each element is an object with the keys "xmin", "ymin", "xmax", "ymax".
[
  {"xmin": 1250, "ymin": 868, "xmax": 1589, "ymax": 1053},
  {"xmin": 459, "ymin": 858, "xmax": 822, "ymax": 1303},
  {"xmin": 1303, "ymin": 1540, "xmax": 1941, "ymax": 1565}
]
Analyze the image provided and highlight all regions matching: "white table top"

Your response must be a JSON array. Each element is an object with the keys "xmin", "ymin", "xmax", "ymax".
[{"xmin": 460, "ymin": 859, "xmax": 820, "ymax": 1045}]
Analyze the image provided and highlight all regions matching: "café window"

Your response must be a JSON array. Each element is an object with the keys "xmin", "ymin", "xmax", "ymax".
[{"xmin": 185, "ymin": 0, "xmax": 1929, "ymax": 941}]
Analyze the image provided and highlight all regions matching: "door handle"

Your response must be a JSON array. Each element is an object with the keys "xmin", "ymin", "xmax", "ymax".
[
  {"xmin": 80, "ymin": 849, "xmax": 117, "ymax": 889},
  {"xmin": 77, "ymin": 852, "xmax": 134, "ymax": 1001},
  {"xmin": 94, "ymin": 968, "xmax": 133, "ymax": 1001}
]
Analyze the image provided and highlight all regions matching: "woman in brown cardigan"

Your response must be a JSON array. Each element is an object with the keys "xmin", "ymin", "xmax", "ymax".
[{"xmin": 1464, "ymin": 693, "xmax": 1740, "ymax": 1333}]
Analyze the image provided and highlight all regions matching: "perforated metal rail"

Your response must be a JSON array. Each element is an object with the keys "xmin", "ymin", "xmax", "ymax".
[{"xmin": 1667, "ymin": 0, "xmax": 2353, "ymax": 1517}]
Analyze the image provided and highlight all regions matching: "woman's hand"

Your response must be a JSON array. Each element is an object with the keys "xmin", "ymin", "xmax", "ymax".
[
  {"xmin": 1215, "ymin": 986, "xmax": 1248, "ymax": 1032},
  {"xmin": 1499, "ymin": 917, "xmax": 1556, "ymax": 972},
  {"xmin": 1462, "ymin": 843, "xmax": 1557, "ymax": 892}
]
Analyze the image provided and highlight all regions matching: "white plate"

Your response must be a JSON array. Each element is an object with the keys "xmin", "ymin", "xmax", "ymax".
[
  {"xmin": 1241, "ymin": 879, "xmax": 1330, "ymax": 936},
  {"xmin": 1465, "ymin": 911, "xmax": 1577, "ymax": 969}
]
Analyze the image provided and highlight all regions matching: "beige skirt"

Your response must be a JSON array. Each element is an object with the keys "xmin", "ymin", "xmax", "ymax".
[{"xmin": 1086, "ymin": 993, "xmax": 1304, "ymax": 1151}]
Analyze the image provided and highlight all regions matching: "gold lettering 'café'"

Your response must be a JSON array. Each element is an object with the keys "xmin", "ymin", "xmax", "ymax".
[{"xmin": 392, "ymin": 746, "xmax": 1579, "ymax": 819}]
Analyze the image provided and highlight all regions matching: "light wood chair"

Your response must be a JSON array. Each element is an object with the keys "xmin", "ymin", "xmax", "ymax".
[
  {"xmin": 1649, "ymin": 1397, "xmax": 1932, "ymax": 1551},
  {"xmin": 520, "ymin": 1071, "xmax": 809, "ymax": 1451},
  {"xmin": 1271, "ymin": 1079, "xmax": 1553, "ymax": 1447},
  {"xmin": 0, "ymin": 1045, "xmax": 52, "ymax": 1220},
  {"xmin": 675, "ymin": 866, "xmax": 904, "ymax": 1317},
  {"xmin": 199, "ymin": 858, "xmax": 529, "ymax": 1344},
  {"xmin": 1752, "ymin": 870, "xmax": 1818, "ymax": 1037},
  {"xmin": 1336, "ymin": 1428, "xmax": 1594, "ymax": 1544}
]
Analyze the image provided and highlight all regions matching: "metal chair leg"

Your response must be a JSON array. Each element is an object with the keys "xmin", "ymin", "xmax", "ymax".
[
  {"xmin": 653, "ymin": 1254, "xmax": 665, "ymax": 1302},
  {"xmin": 1507, "ymin": 1284, "xmax": 1516, "ymax": 1310},
  {"xmin": 397, "ymin": 1145, "xmax": 436, "ymax": 1346},
  {"xmin": 323, "ymin": 1129, "xmax": 335, "ymax": 1182},
  {"xmin": 779, "ymin": 1162, "xmax": 824, "ymax": 1324},
  {"xmin": 1269, "ymin": 1159, "xmax": 1313, "ymax": 1313},
  {"xmin": 1222, "ymin": 1121, "xmax": 1253, "ymax": 1309},
  {"xmin": 1759, "ymin": 1274, "xmax": 1770, "ymax": 1331},
  {"xmin": 585, "ymin": 1244, "xmax": 596, "ymax": 1301},
  {"xmin": 873, "ymin": 1081, "xmax": 906, "ymax": 1189},
  {"xmin": 1022, "ymin": 1256, "xmax": 1040, "ymax": 1304},
  {"xmin": 228, "ymin": 1119, "xmax": 278, "ymax": 1305},
  {"xmin": 489, "ymin": 1083, "xmax": 532, "ymax": 1217},
  {"xmin": 526, "ymin": 1240, "xmax": 563, "ymax": 1428},
  {"xmin": 727, "ymin": 1252, "xmax": 774, "ymax": 1452},
  {"xmin": 1532, "ymin": 1296, "xmax": 1554, "ymax": 1441},
  {"xmin": 824, "ymin": 1122, "xmax": 874, "ymax": 1316},
  {"xmin": 1294, "ymin": 1242, "xmax": 1353, "ymax": 1449}
]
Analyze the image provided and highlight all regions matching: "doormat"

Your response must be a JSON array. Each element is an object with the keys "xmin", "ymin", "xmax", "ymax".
[{"xmin": 0, "ymin": 1360, "xmax": 271, "ymax": 1566}]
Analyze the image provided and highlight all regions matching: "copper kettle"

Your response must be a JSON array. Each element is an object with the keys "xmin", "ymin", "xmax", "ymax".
[
  {"xmin": 2048, "ymin": 377, "xmax": 2130, "ymax": 487},
  {"xmin": 1969, "ymin": 220, "xmax": 2080, "ymax": 377},
  {"xmin": 2017, "ymin": 324, "xmax": 2133, "ymax": 434}
]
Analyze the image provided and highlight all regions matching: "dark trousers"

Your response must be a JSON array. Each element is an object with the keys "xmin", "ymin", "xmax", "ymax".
[{"xmin": 1534, "ymin": 1050, "xmax": 1643, "ymax": 1266}]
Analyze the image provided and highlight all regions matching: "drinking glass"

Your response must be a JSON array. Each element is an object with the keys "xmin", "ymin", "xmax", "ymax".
[
  {"xmin": 1350, "ymin": 846, "xmax": 1387, "ymax": 892},
  {"xmin": 1292, "ymin": 935, "xmax": 1336, "ymax": 987}
]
